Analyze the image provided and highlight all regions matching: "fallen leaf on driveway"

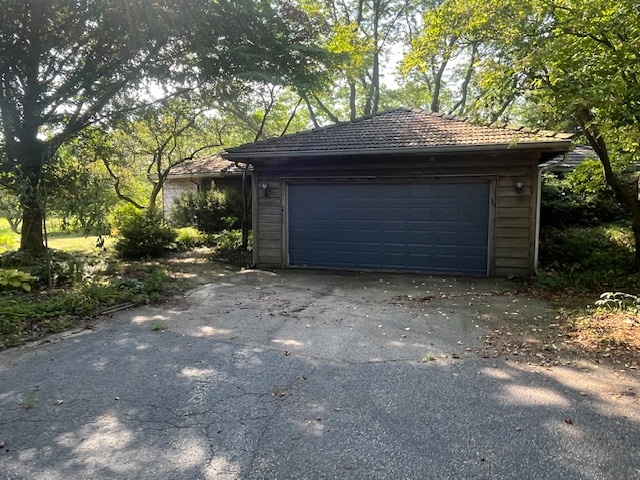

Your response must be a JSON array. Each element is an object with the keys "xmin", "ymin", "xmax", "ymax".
[{"xmin": 564, "ymin": 418, "xmax": 574, "ymax": 425}]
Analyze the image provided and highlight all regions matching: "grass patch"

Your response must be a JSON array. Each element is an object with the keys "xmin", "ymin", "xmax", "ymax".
[{"xmin": 47, "ymin": 233, "xmax": 115, "ymax": 253}]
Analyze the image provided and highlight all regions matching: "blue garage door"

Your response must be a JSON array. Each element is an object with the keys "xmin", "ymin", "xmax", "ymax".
[{"xmin": 288, "ymin": 182, "xmax": 490, "ymax": 275}]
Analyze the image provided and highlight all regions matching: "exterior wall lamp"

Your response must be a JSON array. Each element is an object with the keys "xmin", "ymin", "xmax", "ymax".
[
  {"xmin": 261, "ymin": 183, "xmax": 269, "ymax": 197},
  {"xmin": 514, "ymin": 179, "xmax": 524, "ymax": 193}
]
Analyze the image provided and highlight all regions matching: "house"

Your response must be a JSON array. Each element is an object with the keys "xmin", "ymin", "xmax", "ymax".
[
  {"xmin": 162, "ymin": 154, "xmax": 250, "ymax": 218},
  {"xmin": 542, "ymin": 145, "xmax": 640, "ymax": 173},
  {"xmin": 541, "ymin": 145, "xmax": 597, "ymax": 173},
  {"xmin": 223, "ymin": 108, "xmax": 573, "ymax": 277}
]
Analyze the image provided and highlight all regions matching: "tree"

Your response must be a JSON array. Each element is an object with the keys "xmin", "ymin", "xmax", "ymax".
[
  {"xmin": 102, "ymin": 98, "xmax": 223, "ymax": 213},
  {"xmin": 48, "ymin": 134, "xmax": 119, "ymax": 234},
  {"xmin": 299, "ymin": 0, "xmax": 420, "ymax": 123},
  {"xmin": 405, "ymin": 0, "xmax": 640, "ymax": 269},
  {"xmin": 0, "ymin": 0, "xmax": 328, "ymax": 256},
  {"xmin": 0, "ymin": 0, "xmax": 192, "ymax": 255}
]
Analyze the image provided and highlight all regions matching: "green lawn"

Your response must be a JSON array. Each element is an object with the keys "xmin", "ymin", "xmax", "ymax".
[{"xmin": 0, "ymin": 218, "xmax": 115, "ymax": 255}]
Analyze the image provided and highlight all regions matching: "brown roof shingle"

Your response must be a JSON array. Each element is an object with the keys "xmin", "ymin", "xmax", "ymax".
[
  {"xmin": 224, "ymin": 108, "xmax": 573, "ymax": 159},
  {"xmin": 168, "ymin": 155, "xmax": 244, "ymax": 176}
]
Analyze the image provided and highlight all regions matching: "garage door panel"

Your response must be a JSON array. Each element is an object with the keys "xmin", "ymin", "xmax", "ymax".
[{"xmin": 288, "ymin": 182, "xmax": 490, "ymax": 275}]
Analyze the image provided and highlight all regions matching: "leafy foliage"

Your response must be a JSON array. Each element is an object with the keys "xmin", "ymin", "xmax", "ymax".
[
  {"xmin": 114, "ymin": 211, "xmax": 177, "ymax": 260},
  {"xmin": 596, "ymin": 292, "xmax": 640, "ymax": 314},
  {"xmin": 102, "ymin": 98, "xmax": 226, "ymax": 212},
  {"xmin": 0, "ymin": 269, "xmax": 35, "ymax": 292},
  {"xmin": 541, "ymin": 172, "xmax": 629, "ymax": 228},
  {"xmin": 537, "ymin": 224, "xmax": 640, "ymax": 290},
  {"xmin": 175, "ymin": 227, "xmax": 209, "ymax": 251},
  {"xmin": 0, "ymin": 187, "xmax": 21, "ymax": 233},
  {"xmin": 0, "ymin": 269, "xmax": 168, "ymax": 348},
  {"xmin": 0, "ymin": 233, "xmax": 16, "ymax": 253},
  {"xmin": 209, "ymin": 229, "xmax": 253, "ymax": 266},
  {"xmin": 47, "ymin": 134, "xmax": 119, "ymax": 234},
  {"xmin": 171, "ymin": 188, "xmax": 244, "ymax": 234},
  {"xmin": 0, "ymin": 249, "xmax": 88, "ymax": 288},
  {"xmin": 0, "ymin": 0, "xmax": 329, "ymax": 256}
]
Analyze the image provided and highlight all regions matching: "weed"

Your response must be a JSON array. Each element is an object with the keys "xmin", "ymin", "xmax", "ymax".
[
  {"xmin": 22, "ymin": 389, "xmax": 37, "ymax": 410},
  {"xmin": 144, "ymin": 268, "xmax": 169, "ymax": 294},
  {"xmin": 150, "ymin": 322, "xmax": 167, "ymax": 331},
  {"xmin": 208, "ymin": 229, "xmax": 253, "ymax": 266},
  {"xmin": 116, "ymin": 277, "xmax": 145, "ymax": 294}
]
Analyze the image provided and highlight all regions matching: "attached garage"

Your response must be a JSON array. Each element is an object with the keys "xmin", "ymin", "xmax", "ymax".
[{"xmin": 223, "ymin": 108, "xmax": 573, "ymax": 277}]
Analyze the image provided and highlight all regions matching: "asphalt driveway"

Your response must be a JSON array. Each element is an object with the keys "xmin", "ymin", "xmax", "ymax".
[{"xmin": 1, "ymin": 270, "xmax": 639, "ymax": 479}]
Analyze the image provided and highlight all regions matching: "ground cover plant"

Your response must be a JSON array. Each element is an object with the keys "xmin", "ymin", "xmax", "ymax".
[
  {"xmin": 537, "ymin": 222, "xmax": 640, "ymax": 291},
  {"xmin": 0, "ymin": 217, "xmax": 171, "ymax": 348},
  {"xmin": 498, "ymin": 220, "xmax": 640, "ymax": 370},
  {"xmin": 0, "ymin": 213, "xmax": 250, "ymax": 349},
  {"xmin": 0, "ymin": 251, "xmax": 172, "ymax": 349}
]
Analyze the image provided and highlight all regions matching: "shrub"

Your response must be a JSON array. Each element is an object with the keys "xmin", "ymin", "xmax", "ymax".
[
  {"xmin": 143, "ymin": 268, "xmax": 170, "ymax": 302},
  {"xmin": 540, "ymin": 172, "xmax": 629, "ymax": 228},
  {"xmin": 537, "ymin": 223, "xmax": 640, "ymax": 290},
  {"xmin": 175, "ymin": 227, "xmax": 208, "ymax": 251},
  {"xmin": 0, "ymin": 249, "xmax": 88, "ymax": 288},
  {"xmin": 171, "ymin": 188, "xmax": 244, "ymax": 234},
  {"xmin": 209, "ymin": 229, "xmax": 253, "ymax": 266},
  {"xmin": 108, "ymin": 202, "xmax": 145, "ymax": 236},
  {"xmin": 114, "ymin": 210, "xmax": 177, "ymax": 259}
]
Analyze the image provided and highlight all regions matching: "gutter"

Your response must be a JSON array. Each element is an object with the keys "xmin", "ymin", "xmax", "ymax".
[
  {"xmin": 223, "ymin": 141, "xmax": 573, "ymax": 161},
  {"xmin": 534, "ymin": 152, "xmax": 569, "ymax": 274}
]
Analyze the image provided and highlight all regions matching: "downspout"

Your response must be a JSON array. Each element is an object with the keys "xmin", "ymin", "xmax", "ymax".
[{"xmin": 534, "ymin": 152, "xmax": 569, "ymax": 273}]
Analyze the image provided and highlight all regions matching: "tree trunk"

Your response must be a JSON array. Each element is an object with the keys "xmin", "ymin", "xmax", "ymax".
[
  {"xmin": 349, "ymin": 81, "xmax": 357, "ymax": 121},
  {"xmin": 370, "ymin": 0, "xmax": 380, "ymax": 115},
  {"xmin": 148, "ymin": 184, "xmax": 162, "ymax": 215},
  {"xmin": 431, "ymin": 60, "xmax": 448, "ymax": 113},
  {"xmin": 577, "ymin": 108, "xmax": 640, "ymax": 271},
  {"xmin": 19, "ymin": 166, "xmax": 46, "ymax": 256},
  {"xmin": 450, "ymin": 42, "xmax": 478, "ymax": 116}
]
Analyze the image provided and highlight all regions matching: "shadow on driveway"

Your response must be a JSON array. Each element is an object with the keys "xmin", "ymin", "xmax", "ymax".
[{"xmin": 1, "ymin": 270, "xmax": 639, "ymax": 479}]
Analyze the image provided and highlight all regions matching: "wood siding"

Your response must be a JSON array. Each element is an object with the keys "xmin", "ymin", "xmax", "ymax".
[{"xmin": 252, "ymin": 151, "xmax": 541, "ymax": 277}]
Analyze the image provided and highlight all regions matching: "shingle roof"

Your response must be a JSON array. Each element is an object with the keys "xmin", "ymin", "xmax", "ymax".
[
  {"xmin": 540, "ymin": 145, "xmax": 597, "ymax": 170},
  {"xmin": 168, "ymin": 154, "xmax": 245, "ymax": 177},
  {"xmin": 224, "ymin": 108, "xmax": 573, "ymax": 159}
]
